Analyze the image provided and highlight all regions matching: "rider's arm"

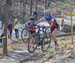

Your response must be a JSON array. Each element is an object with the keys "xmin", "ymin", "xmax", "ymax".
[
  {"xmin": 25, "ymin": 22, "xmax": 32, "ymax": 28},
  {"xmin": 38, "ymin": 17, "xmax": 45, "ymax": 22}
]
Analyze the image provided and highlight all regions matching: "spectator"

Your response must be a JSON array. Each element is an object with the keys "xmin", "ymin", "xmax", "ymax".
[
  {"xmin": 11, "ymin": 19, "xmax": 19, "ymax": 50},
  {"xmin": 7, "ymin": 20, "xmax": 13, "ymax": 39},
  {"xmin": 0, "ymin": 20, "xmax": 4, "ymax": 44},
  {"xmin": 14, "ymin": 19, "xmax": 19, "ymax": 39}
]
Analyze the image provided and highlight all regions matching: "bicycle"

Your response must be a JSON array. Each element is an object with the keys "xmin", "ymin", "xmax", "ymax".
[{"xmin": 27, "ymin": 25, "xmax": 51, "ymax": 53}]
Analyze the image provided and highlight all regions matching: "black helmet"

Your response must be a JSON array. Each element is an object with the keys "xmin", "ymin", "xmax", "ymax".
[
  {"xmin": 32, "ymin": 11, "xmax": 37, "ymax": 16},
  {"xmin": 29, "ymin": 16, "xmax": 35, "ymax": 20}
]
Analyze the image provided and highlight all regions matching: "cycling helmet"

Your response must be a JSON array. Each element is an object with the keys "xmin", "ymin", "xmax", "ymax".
[
  {"xmin": 32, "ymin": 11, "xmax": 37, "ymax": 16},
  {"xmin": 29, "ymin": 16, "xmax": 35, "ymax": 20},
  {"xmin": 14, "ymin": 19, "xmax": 18, "ymax": 22},
  {"xmin": 43, "ymin": 9, "xmax": 51, "ymax": 16}
]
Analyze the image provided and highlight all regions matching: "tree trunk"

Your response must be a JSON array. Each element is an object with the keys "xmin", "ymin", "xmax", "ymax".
[
  {"xmin": 3, "ymin": 4, "xmax": 9, "ymax": 56},
  {"xmin": 30, "ymin": 0, "xmax": 33, "ymax": 16}
]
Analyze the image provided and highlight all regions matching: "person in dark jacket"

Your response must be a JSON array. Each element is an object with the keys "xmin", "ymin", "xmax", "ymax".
[{"xmin": 7, "ymin": 20, "xmax": 13, "ymax": 39}]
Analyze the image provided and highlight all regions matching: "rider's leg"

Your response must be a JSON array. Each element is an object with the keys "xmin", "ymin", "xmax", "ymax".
[{"xmin": 51, "ymin": 28, "xmax": 59, "ymax": 47}]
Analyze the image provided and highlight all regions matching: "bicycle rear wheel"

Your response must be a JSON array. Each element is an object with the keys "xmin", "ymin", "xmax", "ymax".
[
  {"xmin": 21, "ymin": 28, "xmax": 30, "ymax": 43},
  {"xmin": 27, "ymin": 34, "xmax": 38, "ymax": 53}
]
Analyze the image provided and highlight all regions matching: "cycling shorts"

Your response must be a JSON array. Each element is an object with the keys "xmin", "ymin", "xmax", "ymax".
[{"xmin": 49, "ymin": 22, "xmax": 59, "ymax": 33}]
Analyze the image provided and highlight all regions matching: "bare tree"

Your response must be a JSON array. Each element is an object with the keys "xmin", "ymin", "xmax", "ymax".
[
  {"xmin": 3, "ymin": 0, "xmax": 12, "ymax": 56},
  {"xmin": 30, "ymin": 0, "xmax": 33, "ymax": 16}
]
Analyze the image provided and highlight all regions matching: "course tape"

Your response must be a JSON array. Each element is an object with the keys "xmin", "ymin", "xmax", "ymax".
[{"xmin": 0, "ymin": 36, "xmax": 7, "ymax": 39}]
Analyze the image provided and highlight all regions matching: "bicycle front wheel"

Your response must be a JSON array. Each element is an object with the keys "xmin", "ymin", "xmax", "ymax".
[
  {"xmin": 41, "ymin": 30, "xmax": 51, "ymax": 52},
  {"xmin": 27, "ymin": 34, "xmax": 38, "ymax": 53}
]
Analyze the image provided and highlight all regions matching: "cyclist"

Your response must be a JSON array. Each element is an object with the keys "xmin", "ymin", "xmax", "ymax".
[
  {"xmin": 39, "ymin": 9, "xmax": 59, "ymax": 50},
  {"xmin": 14, "ymin": 19, "xmax": 19, "ymax": 39}
]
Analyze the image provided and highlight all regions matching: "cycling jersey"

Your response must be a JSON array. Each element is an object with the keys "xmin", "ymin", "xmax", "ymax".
[
  {"xmin": 26, "ymin": 21, "xmax": 37, "ymax": 32},
  {"xmin": 39, "ymin": 16, "xmax": 59, "ymax": 33},
  {"xmin": 39, "ymin": 16, "xmax": 58, "ymax": 28}
]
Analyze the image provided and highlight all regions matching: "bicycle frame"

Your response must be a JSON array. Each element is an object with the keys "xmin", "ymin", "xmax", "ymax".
[{"xmin": 34, "ymin": 26, "xmax": 49, "ymax": 45}]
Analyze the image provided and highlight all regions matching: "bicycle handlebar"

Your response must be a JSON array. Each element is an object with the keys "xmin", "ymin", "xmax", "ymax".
[{"xmin": 34, "ymin": 25, "xmax": 51, "ymax": 32}]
